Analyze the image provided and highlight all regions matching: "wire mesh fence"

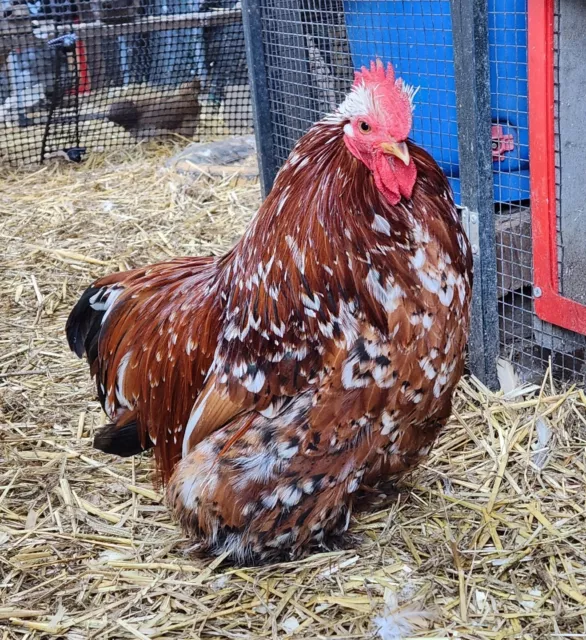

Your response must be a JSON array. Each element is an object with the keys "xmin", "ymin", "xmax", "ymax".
[
  {"xmin": 492, "ymin": 0, "xmax": 586, "ymax": 383},
  {"xmin": 259, "ymin": 1, "xmax": 461, "ymax": 199},
  {"xmin": 0, "ymin": 0, "xmax": 252, "ymax": 164},
  {"xmin": 245, "ymin": 0, "xmax": 586, "ymax": 385}
]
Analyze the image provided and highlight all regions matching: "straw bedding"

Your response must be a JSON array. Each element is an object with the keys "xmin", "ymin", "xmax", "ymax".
[{"xmin": 1, "ymin": 145, "xmax": 586, "ymax": 639}]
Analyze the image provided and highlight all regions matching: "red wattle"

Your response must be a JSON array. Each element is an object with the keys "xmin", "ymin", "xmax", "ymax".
[
  {"xmin": 373, "ymin": 153, "xmax": 401, "ymax": 205},
  {"xmin": 373, "ymin": 152, "xmax": 417, "ymax": 205}
]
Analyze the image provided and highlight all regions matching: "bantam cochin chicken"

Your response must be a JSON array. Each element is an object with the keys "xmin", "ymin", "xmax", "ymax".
[
  {"xmin": 106, "ymin": 77, "xmax": 201, "ymax": 139},
  {"xmin": 67, "ymin": 60, "xmax": 472, "ymax": 563}
]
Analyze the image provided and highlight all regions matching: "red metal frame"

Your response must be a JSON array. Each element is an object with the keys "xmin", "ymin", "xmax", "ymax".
[
  {"xmin": 529, "ymin": 0, "xmax": 586, "ymax": 335},
  {"xmin": 76, "ymin": 39, "xmax": 91, "ymax": 95},
  {"xmin": 73, "ymin": 17, "xmax": 91, "ymax": 95}
]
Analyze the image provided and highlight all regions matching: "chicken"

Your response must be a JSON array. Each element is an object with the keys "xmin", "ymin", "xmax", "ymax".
[
  {"xmin": 67, "ymin": 60, "xmax": 472, "ymax": 563},
  {"xmin": 106, "ymin": 77, "xmax": 202, "ymax": 139}
]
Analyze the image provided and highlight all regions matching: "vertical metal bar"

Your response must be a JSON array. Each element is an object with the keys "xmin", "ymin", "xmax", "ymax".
[
  {"xmin": 241, "ymin": 0, "xmax": 278, "ymax": 197},
  {"xmin": 450, "ymin": 0, "xmax": 500, "ymax": 389}
]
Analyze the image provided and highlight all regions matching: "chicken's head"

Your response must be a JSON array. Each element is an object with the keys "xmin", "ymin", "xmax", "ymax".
[{"xmin": 339, "ymin": 59, "xmax": 417, "ymax": 205}]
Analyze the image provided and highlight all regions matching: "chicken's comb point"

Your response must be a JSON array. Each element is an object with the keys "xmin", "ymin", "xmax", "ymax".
[{"xmin": 353, "ymin": 59, "xmax": 396, "ymax": 87}]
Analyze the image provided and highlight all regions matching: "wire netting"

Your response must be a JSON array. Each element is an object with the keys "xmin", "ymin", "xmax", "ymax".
[
  {"xmin": 0, "ymin": 0, "xmax": 252, "ymax": 164},
  {"xmin": 253, "ymin": 0, "xmax": 586, "ymax": 383},
  {"xmin": 491, "ymin": 0, "xmax": 585, "ymax": 383},
  {"xmin": 260, "ymin": 0, "xmax": 460, "ymax": 200}
]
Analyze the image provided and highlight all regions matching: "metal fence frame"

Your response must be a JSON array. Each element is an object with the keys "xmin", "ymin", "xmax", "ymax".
[
  {"xmin": 450, "ymin": 0, "xmax": 499, "ymax": 387},
  {"xmin": 242, "ymin": 0, "xmax": 501, "ymax": 388}
]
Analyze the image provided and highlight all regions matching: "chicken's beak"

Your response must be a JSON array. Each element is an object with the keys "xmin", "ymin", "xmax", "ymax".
[{"xmin": 380, "ymin": 141, "xmax": 410, "ymax": 166}]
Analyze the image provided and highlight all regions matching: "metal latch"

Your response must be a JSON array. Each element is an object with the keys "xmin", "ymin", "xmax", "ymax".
[
  {"xmin": 459, "ymin": 206, "xmax": 479, "ymax": 256},
  {"xmin": 491, "ymin": 124, "xmax": 515, "ymax": 161}
]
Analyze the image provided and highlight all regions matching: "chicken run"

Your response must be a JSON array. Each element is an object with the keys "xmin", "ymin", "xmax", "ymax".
[
  {"xmin": 0, "ymin": 101, "xmax": 585, "ymax": 640},
  {"xmin": 1, "ymin": 8, "xmax": 586, "ymax": 640}
]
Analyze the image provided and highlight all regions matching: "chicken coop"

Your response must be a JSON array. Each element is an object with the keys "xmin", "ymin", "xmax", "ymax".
[
  {"xmin": 241, "ymin": 0, "xmax": 586, "ymax": 388},
  {"xmin": 0, "ymin": 0, "xmax": 251, "ymax": 163}
]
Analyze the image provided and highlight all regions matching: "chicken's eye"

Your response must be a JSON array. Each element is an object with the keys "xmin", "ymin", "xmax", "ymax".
[{"xmin": 359, "ymin": 121, "xmax": 371, "ymax": 134}]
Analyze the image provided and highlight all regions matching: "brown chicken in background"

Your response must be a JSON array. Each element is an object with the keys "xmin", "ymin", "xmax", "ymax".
[
  {"xmin": 67, "ymin": 60, "xmax": 473, "ymax": 564},
  {"xmin": 106, "ymin": 76, "xmax": 202, "ymax": 139}
]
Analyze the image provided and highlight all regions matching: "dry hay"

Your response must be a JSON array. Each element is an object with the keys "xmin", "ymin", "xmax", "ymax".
[{"xmin": 1, "ymin": 146, "xmax": 586, "ymax": 639}]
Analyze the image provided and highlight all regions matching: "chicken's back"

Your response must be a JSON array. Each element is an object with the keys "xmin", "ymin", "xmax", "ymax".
[
  {"xmin": 106, "ymin": 100, "xmax": 140, "ymax": 132},
  {"xmin": 106, "ymin": 78, "xmax": 202, "ymax": 138}
]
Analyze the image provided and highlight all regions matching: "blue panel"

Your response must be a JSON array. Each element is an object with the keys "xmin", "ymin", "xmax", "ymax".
[{"xmin": 343, "ymin": 0, "xmax": 529, "ymax": 203}]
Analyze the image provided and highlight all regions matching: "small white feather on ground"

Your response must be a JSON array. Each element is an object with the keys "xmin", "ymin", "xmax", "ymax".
[
  {"xmin": 373, "ymin": 590, "xmax": 433, "ymax": 640},
  {"xmin": 531, "ymin": 416, "xmax": 552, "ymax": 470},
  {"xmin": 497, "ymin": 357, "xmax": 521, "ymax": 395}
]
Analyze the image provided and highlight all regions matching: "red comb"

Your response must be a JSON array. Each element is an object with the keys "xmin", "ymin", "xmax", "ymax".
[{"xmin": 353, "ymin": 59, "xmax": 396, "ymax": 87}]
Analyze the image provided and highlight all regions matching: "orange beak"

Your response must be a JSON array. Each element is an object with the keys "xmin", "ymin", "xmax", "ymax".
[{"xmin": 380, "ymin": 141, "xmax": 410, "ymax": 166}]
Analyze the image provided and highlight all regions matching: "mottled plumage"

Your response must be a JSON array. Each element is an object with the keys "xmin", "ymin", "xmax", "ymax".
[{"xmin": 67, "ymin": 60, "xmax": 472, "ymax": 563}]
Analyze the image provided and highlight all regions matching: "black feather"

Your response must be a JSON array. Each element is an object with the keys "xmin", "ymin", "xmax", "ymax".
[
  {"xmin": 67, "ymin": 284, "xmax": 152, "ymax": 460},
  {"xmin": 65, "ymin": 286, "xmax": 104, "ymax": 359},
  {"xmin": 94, "ymin": 422, "xmax": 153, "ymax": 457}
]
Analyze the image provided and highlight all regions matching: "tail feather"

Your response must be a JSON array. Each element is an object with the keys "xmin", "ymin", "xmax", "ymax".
[
  {"xmin": 66, "ymin": 256, "xmax": 217, "ymax": 469},
  {"xmin": 66, "ymin": 284, "xmax": 124, "ymax": 367},
  {"xmin": 94, "ymin": 421, "xmax": 153, "ymax": 457},
  {"xmin": 66, "ymin": 286, "xmax": 102, "ymax": 358},
  {"xmin": 66, "ymin": 282, "xmax": 126, "ymax": 417}
]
